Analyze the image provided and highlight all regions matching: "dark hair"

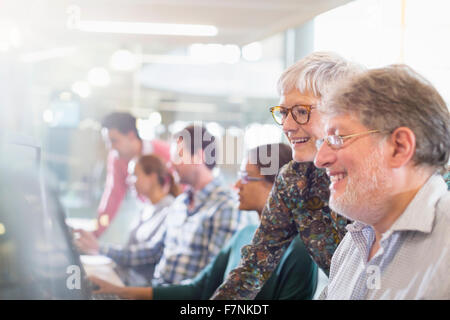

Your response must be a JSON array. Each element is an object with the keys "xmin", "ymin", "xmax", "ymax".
[
  {"xmin": 248, "ymin": 143, "xmax": 292, "ymax": 183},
  {"xmin": 174, "ymin": 125, "xmax": 217, "ymax": 170},
  {"xmin": 102, "ymin": 112, "xmax": 140, "ymax": 139},
  {"xmin": 138, "ymin": 155, "xmax": 181, "ymax": 197}
]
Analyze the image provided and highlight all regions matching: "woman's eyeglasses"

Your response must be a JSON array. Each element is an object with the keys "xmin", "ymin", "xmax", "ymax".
[
  {"xmin": 238, "ymin": 171, "xmax": 265, "ymax": 184},
  {"xmin": 270, "ymin": 105, "xmax": 315, "ymax": 125}
]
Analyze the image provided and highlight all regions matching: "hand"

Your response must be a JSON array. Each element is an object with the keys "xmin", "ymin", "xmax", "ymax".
[
  {"xmin": 89, "ymin": 276, "xmax": 151, "ymax": 300},
  {"xmin": 88, "ymin": 276, "xmax": 123, "ymax": 296},
  {"xmin": 73, "ymin": 229, "xmax": 100, "ymax": 255}
]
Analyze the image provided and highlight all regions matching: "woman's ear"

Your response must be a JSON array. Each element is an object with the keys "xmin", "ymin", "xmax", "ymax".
[{"xmin": 387, "ymin": 127, "xmax": 416, "ymax": 168}]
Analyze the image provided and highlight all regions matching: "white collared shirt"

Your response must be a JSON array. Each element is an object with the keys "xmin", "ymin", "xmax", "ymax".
[{"xmin": 322, "ymin": 174, "xmax": 450, "ymax": 300}]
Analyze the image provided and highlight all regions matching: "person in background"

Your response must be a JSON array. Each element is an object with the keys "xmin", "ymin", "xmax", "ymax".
[
  {"xmin": 314, "ymin": 64, "xmax": 450, "ymax": 299},
  {"xmin": 212, "ymin": 52, "xmax": 363, "ymax": 300},
  {"xmin": 86, "ymin": 143, "xmax": 318, "ymax": 300},
  {"xmin": 75, "ymin": 154, "xmax": 179, "ymax": 286},
  {"xmin": 95, "ymin": 112, "xmax": 172, "ymax": 237},
  {"xmin": 90, "ymin": 124, "xmax": 251, "ymax": 288}
]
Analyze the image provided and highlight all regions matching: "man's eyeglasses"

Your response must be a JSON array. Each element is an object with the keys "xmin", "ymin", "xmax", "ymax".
[
  {"xmin": 315, "ymin": 130, "xmax": 381, "ymax": 150},
  {"xmin": 270, "ymin": 105, "xmax": 315, "ymax": 125},
  {"xmin": 238, "ymin": 171, "xmax": 265, "ymax": 184}
]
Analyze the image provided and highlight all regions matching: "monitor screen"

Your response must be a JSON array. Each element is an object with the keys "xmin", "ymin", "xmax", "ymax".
[
  {"xmin": 0, "ymin": 135, "xmax": 90, "ymax": 299},
  {"xmin": 2, "ymin": 132, "xmax": 41, "ymax": 166}
]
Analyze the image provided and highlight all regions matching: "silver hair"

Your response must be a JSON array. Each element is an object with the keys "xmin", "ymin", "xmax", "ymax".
[
  {"xmin": 277, "ymin": 51, "xmax": 365, "ymax": 98},
  {"xmin": 325, "ymin": 64, "xmax": 450, "ymax": 171}
]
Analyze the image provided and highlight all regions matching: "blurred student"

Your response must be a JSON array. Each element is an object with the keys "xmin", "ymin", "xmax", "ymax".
[
  {"xmin": 75, "ymin": 154, "xmax": 179, "ymax": 286},
  {"xmin": 89, "ymin": 124, "xmax": 250, "ymax": 287},
  {"xmin": 88, "ymin": 143, "xmax": 318, "ymax": 300},
  {"xmin": 95, "ymin": 112, "xmax": 171, "ymax": 237}
]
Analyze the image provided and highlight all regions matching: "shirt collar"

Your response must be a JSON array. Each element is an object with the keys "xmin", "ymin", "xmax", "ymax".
[
  {"xmin": 196, "ymin": 177, "xmax": 222, "ymax": 199},
  {"xmin": 184, "ymin": 177, "xmax": 222, "ymax": 205},
  {"xmin": 346, "ymin": 220, "xmax": 369, "ymax": 233},
  {"xmin": 389, "ymin": 174, "xmax": 447, "ymax": 234},
  {"xmin": 154, "ymin": 194, "xmax": 174, "ymax": 210}
]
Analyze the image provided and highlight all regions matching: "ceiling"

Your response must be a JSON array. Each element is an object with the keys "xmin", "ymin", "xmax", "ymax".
[
  {"xmin": 1, "ymin": 0, "xmax": 355, "ymax": 130},
  {"xmin": 2, "ymin": 0, "xmax": 353, "ymax": 52}
]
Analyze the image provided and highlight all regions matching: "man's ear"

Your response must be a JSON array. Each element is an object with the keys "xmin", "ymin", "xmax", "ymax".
[{"xmin": 387, "ymin": 127, "xmax": 416, "ymax": 168}]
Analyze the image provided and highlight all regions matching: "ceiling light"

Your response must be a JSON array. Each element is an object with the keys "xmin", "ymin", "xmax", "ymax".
[
  {"xmin": 168, "ymin": 121, "xmax": 189, "ymax": 134},
  {"xmin": 72, "ymin": 81, "xmax": 91, "ymax": 98},
  {"xmin": 242, "ymin": 42, "xmax": 262, "ymax": 62},
  {"xmin": 188, "ymin": 43, "xmax": 240, "ymax": 64},
  {"xmin": 110, "ymin": 49, "xmax": 138, "ymax": 71},
  {"xmin": 206, "ymin": 122, "xmax": 224, "ymax": 137},
  {"xmin": 20, "ymin": 47, "xmax": 77, "ymax": 63},
  {"xmin": 148, "ymin": 112, "xmax": 162, "ymax": 126},
  {"xmin": 59, "ymin": 91, "xmax": 73, "ymax": 101},
  {"xmin": 77, "ymin": 21, "xmax": 218, "ymax": 37},
  {"xmin": 227, "ymin": 126, "xmax": 244, "ymax": 137},
  {"xmin": 137, "ymin": 118, "xmax": 157, "ymax": 140},
  {"xmin": 222, "ymin": 45, "xmax": 241, "ymax": 64},
  {"xmin": 87, "ymin": 67, "xmax": 110, "ymax": 87},
  {"xmin": 188, "ymin": 43, "xmax": 210, "ymax": 62}
]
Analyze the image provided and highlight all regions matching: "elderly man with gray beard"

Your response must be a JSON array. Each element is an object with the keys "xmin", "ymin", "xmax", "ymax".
[{"xmin": 314, "ymin": 64, "xmax": 450, "ymax": 299}]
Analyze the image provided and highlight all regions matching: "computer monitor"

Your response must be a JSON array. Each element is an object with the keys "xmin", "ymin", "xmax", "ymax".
[
  {"xmin": 2, "ymin": 132, "xmax": 41, "ymax": 167},
  {"xmin": 0, "ymin": 134, "xmax": 91, "ymax": 299}
]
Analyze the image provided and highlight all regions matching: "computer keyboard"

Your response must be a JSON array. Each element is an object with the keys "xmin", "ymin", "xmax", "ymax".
[
  {"xmin": 91, "ymin": 292, "xmax": 122, "ymax": 300},
  {"xmin": 86, "ymin": 279, "xmax": 122, "ymax": 300}
]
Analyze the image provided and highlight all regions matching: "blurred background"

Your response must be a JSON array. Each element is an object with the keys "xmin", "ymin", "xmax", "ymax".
[{"xmin": 1, "ymin": 0, "xmax": 449, "ymax": 246}]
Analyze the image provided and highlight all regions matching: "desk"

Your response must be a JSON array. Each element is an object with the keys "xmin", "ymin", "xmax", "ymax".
[{"xmin": 80, "ymin": 255, "xmax": 125, "ymax": 287}]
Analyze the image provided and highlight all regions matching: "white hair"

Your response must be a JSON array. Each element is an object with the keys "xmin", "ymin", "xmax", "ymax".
[{"xmin": 277, "ymin": 51, "xmax": 364, "ymax": 98}]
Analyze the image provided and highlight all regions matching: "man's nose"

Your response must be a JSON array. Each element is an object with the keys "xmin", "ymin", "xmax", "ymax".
[{"xmin": 314, "ymin": 141, "xmax": 336, "ymax": 169}]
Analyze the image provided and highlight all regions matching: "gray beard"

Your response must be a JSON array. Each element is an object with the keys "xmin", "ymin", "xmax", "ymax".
[{"xmin": 329, "ymin": 144, "xmax": 392, "ymax": 225}]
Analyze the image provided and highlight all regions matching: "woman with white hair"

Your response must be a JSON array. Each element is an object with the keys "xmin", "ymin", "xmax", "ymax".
[{"xmin": 212, "ymin": 51, "xmax": 364, "ymax": 300}]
